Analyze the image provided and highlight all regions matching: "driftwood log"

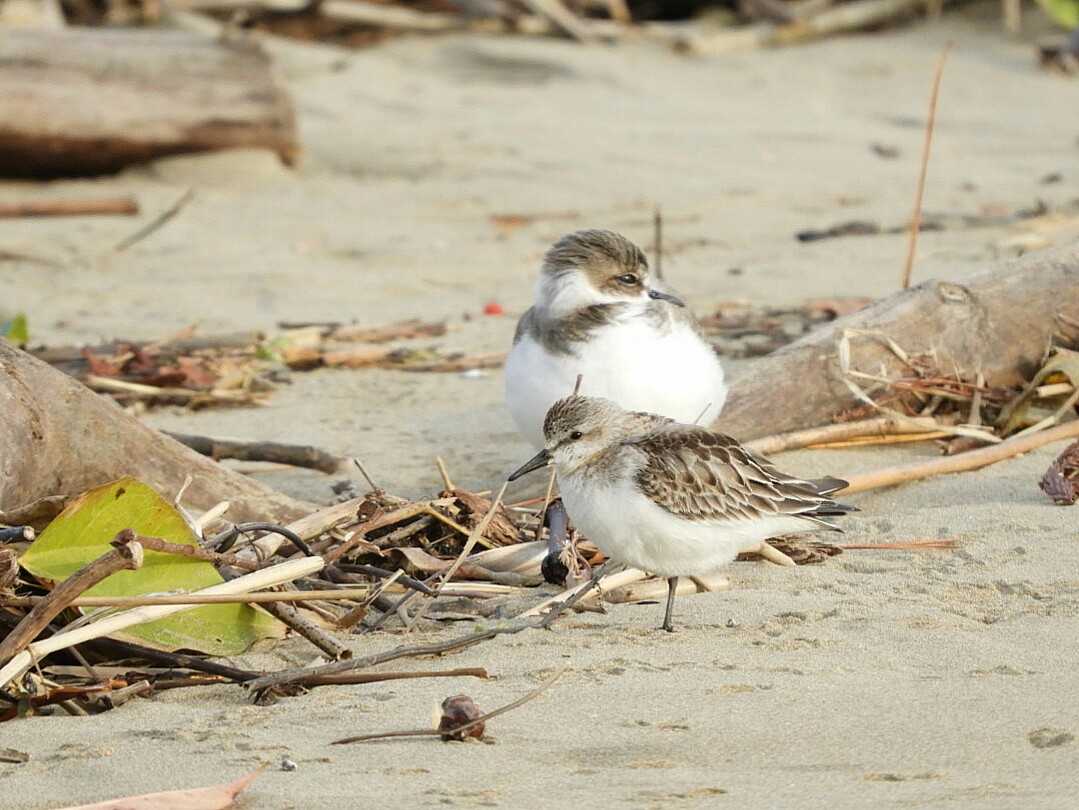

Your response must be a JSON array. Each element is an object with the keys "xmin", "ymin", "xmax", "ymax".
[
  {"xmin": 0, "ymin": 342, "xmax": 312, "ymax": 525},
  {"xmin": 0, "ymin": 29, "xmax": 298, "ymax": 177},
  {"xmin": 716, "ymin": 243, "xmax": 1079, "ymax": 439}
]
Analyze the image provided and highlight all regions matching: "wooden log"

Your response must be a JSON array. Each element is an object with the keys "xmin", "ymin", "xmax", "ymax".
[
  {"xmin": 715, "ymin": 244, "xmax": 1079, "ymax": 439},
  {"xmin": 0, "ymin": 341, "xmax": 312, "ymax": 524},
  {"xmin": 0, "ymin": 29, "xmax": 298, "ymax": 177}
]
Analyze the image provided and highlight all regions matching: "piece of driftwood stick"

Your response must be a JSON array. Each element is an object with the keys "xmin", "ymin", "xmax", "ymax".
[
  {"xmin": 0, "ymin": 197, "xmax": 138, "ymax": 218},
  {"xmin": 716, "ymin": 244, "xmax": 1079, "ymax": 439},
  {"xmin": 0, "ymin": 556, "xmax": 323, "ymax": 688},
  {"xmin": 330, "ymin": 667, "xmax": 565, "ymax": 745},
  {"xmin": 0, "ymin": 29, "xmax": 298, "ymax": 177},
  {"xmin": 0, "ymin": 530, "xmax": 143, "ymax": 666},
  {"xmin": 262, "ymin": 599, "xmax": 351, "ymax": 661},
  {"xmin": 246, "ymin": 618, "xmax": 538, "ymax": 692},
  {"xmin": 0, "ymin": 587, "xmax": 374, "ymax": 609},
  {"xmin": 842, "ymin": 419, "xmax": 1079, "ymax": 494},
  {"xmin": 300, "ymin": 667, "xmax": 489, "ymax": 687},
  {"xmin": 165, "ymin": 432, "xmax": 344, "ymax": 474},
  {"xmin": 745, "ymin": 415, "xmax": 944, "ymax": 455},
  {"xmin": 0, "ymin": 341, "xmax": 313, "ymax": 523}
]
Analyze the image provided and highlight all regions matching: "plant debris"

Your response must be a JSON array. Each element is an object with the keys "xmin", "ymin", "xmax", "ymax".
[
  {"xmin": 1040, "ymin": 440, "xmax": 1079, "ymax": 505},
  {"xmin": 699, "ymin": 298, "xmax": 872, "ymax": 358},
  {"xmin": 28, "ymin": 318, "xmax": 503, "ymax": 411},
  {"xmin": 796, "ymin": 199, "xmax": 1079, "ymax": 243}
]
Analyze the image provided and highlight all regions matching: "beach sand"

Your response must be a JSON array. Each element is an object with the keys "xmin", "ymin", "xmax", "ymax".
[{"xmin": 2, "ymin": 9, "xmax": 1078, "ymax": 807}]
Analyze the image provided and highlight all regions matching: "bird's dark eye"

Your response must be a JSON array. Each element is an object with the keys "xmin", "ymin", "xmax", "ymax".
[
  {"xmin": 570, "ymin": 431, "xmax": 583, "ymax": 440},
  {"xmin": 617, "ymin": 273, "xmax": 639, "ymax": 286}
]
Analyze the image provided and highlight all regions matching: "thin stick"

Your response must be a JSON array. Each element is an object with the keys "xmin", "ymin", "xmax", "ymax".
[
  {"xmin": 135, "ymin": 532, "xmax": 258, "ymax": 571},
  {"xmin": 534, "ymin": 468, "xmax": 559, "ymax": 543},
  {"xmin": 410, "ymin": 483, "xmax": 509, "ymax": 628},
  {"xmin": 900, "ymin": 42, "xmax": 951, "ymax": 290},
  {"xmin": 0, "ymin": 197, "xmax": 138, "ymax": 218},
  {"xmin": 838, "ymin": 539, "xmax": 956, "ymax": 550},
  {"xmin": 653, "ymin": 206, "xmax": 664, "ymax": 281},
  {"xmin": 0, "ymin": 557, "xmax": 324, "ymax": 688},
  {"xmin": 329, "ymin": 667, "xmax": 565, "ymax": 745},
  {"xmin": 113, "ymin": 188, "xmax": 195, "ymax": 252},
  {"xmin": 807, "ymin": 431, "xmax": 952, "ymax": 449},
  {"xmin": 0, "ymin": 588, "xmax": 374, "ymax": 609},
  {"xmin": 352, "ymin": 458, "xmax": 381, "ymax": 492},
  {"xmin": 745, "ymin": 415, "xmax": 944, "ymax": 456},
  {"xmin": 573, "ymin": 373, "xmax": 583, "ymax": 395},
  {"xmin": 245, "ymin": 618, "xmax": 539, "ymax": 692},
  {"xmin": 435, "ymin": 456, "xmax": 455, "ymax": 491},
  {"xmin": 165, "ymin": 432, "xmax": 344, "ymax": 474},
  {"xmin": 842, "ymin": 419, "xmax": 1079, "ymax": 494},
  {"xmin": 0, "ymin": 531, "xmax": 143, "ymax": 666},
  {"xmin": 262, "ymin": 599, "xmax": 351, "ymax": 661},
  {"xmin": 520, "ymin": 567, "xmax": 648, "ymax": 619},
  {"xmin": 303, "ymin": 667, "xmax": 488, "ymax": 687}
]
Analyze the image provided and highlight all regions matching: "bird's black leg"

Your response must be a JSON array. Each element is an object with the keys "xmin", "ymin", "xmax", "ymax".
[{"xmin": 661, "ymin": 576, "xmax": 678, "ymax": 633}]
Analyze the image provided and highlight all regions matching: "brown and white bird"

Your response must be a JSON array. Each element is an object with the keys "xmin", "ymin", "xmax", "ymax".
[
  {"xmin": 504, "ymin": 230, "xmax": 727, "ymax": 449},
  {"xmin": 508, "ymin": 395, "xmax": 856, "ymax": 632}
]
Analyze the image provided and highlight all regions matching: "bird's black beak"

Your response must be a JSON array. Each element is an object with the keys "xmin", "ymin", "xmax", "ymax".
[
  {"xmin": 648, "ymin": 288, "xmax": 685, "ymax": 307},
  {"xmin": 507, "ymin": 449, "xmax": 551, "ymax": 481}
]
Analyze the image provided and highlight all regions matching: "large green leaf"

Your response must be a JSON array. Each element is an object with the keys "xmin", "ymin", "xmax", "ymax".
[
  {"xmin": 1035, "ymin": 0, "xmax": 1079, "ymax": 28},
  {"xmin": 20, "ymin": 477, "xmax": 283, "ymax": 655},
  {"xmin": 1, "ymin": 313, "xmax": 28, "ymax": 345}
]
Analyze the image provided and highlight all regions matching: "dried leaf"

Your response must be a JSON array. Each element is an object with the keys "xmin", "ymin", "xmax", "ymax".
[
  {"xmin": 55, "ymin": 768, "xmax": 262, "ymax": 810},
  {"xmin": 999, "ymin": 347, "xmax": 1079, "ymax": 434}
]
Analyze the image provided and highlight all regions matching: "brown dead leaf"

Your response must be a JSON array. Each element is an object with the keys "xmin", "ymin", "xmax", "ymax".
[
  {"xmin": 1040, "ymin": 439, "xmax": 1079, "ymax": 505},
  {"xmin": 56, "ymin": 768, "xmax": 263, "ymax": 810},
  {"xmin": 330, "ymin": 319, "xmax": 446, "ymax": 343},
  {"xmin": 80, "ymin": 348, "xmax": 124, "ymax": 377}
]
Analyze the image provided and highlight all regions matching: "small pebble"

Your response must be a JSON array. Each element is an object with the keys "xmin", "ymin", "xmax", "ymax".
[{"xmin": 280, "ymin": 756, "xmax": 298, "ymax": 772}]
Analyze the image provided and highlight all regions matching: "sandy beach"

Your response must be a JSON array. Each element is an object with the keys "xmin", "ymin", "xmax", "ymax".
[{"xmin": 3, "ymin": 8, "xmax": 1079, "ymax": 807}]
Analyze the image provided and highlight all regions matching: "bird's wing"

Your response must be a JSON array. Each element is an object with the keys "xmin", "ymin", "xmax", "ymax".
[{"xmin": 631, "ymin": 426, "xmax": 855, "ymax": 528}]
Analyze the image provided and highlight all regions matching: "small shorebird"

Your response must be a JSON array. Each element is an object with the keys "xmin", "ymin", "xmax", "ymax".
[
  {"xmin": 508, "ymin": 395, "xmax": 856, "ymax": 631},
  {"xmin": 504, "ymin": 229, "xmax": 727, "ymax": 449}
]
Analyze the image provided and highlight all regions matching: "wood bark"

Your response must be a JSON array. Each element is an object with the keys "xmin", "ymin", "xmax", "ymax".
[
  {"xmin": 0, "ymin": 29, "xmax": 298, "ymax": 177},
  {"xmin": 715, "ymin": 243, "xmax": 1079, "ymax": 439},
  {"xmin": 0, "ymin": 342, "xmax": 312, "ymax": 525}
]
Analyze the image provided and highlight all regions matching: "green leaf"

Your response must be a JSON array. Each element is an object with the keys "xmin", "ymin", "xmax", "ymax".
[
  {"xmin": 1035, "ymin": 0, "xmax": 1079, "ymax": 28},
  {"xmin": 20, "ymin": 477, "xmax": 283, "ymax": 655},
  {"xmin": 1, "ymin": 313, "xmax": 28, "ymax": 345}
]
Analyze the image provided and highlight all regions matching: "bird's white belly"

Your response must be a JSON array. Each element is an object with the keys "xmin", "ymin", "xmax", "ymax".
[
  {"xmin": 560, "ymin": 475, "xmax": 806, "ymax": 577},
  {"xmin": 504, "ymin": 320, "xmax": 726, "ymax": 448}
]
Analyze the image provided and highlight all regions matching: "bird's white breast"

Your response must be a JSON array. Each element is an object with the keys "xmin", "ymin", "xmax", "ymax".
[
  {"xmin": 559, "ymin": 472, "xmax": 807, "ymax": 577},
  {"xmin": 505, "ymin": 317, "xmax": 726, "ymax": 448}
]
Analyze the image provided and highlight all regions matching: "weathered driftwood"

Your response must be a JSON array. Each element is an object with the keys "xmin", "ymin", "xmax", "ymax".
[
  {"xmin": 0, "ymin": 342, "xmax": 312, "ymax": 524},
  {"xmin": 0, "ymin": 29, "xmax": 298, "ymax": 177},
  {"xmin": 716, "ymin": 243, "xmax": 1079, "ymax": 439}
]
